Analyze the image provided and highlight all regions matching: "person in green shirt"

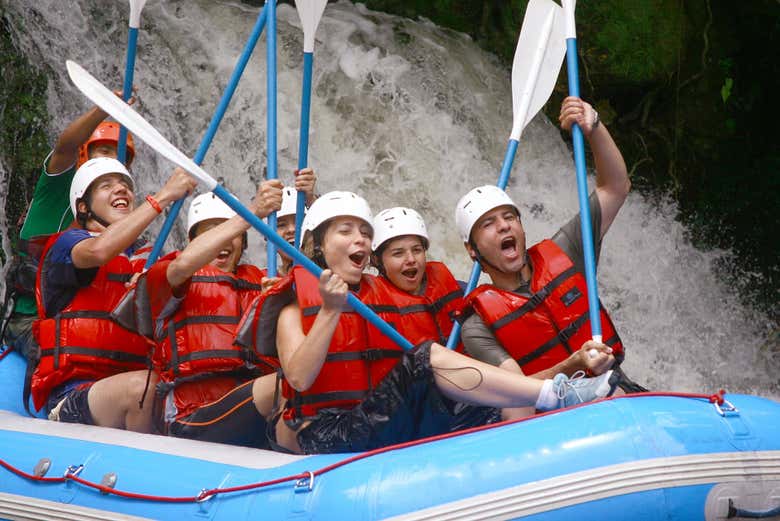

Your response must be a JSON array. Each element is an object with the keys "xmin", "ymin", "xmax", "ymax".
[{"xmin": 2, "ymin": 93, "xmax": 136, "ymax": 364}]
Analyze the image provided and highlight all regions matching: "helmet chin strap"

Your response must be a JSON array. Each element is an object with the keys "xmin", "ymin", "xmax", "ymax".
[
  {"xmin": 76, "ymin": 198, "xmax": 112, "ymax": 230},
  {"xmin": 86, "ymin": 206, "xmax": 112, "ymax": 229}
]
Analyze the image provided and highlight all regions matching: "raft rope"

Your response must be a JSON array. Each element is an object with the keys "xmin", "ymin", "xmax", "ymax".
[{"xmin": 0, "ymin": 390, "xmax": 730, "ymax": 504}]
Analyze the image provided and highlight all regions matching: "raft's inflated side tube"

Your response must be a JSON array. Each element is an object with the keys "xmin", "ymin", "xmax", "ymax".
[
  {"xmin": 0, "ymin": 348, "xmax": 45, "ymax": 418},
  {"xmin": 1, "ymin": 344, "xmax": 779, "ymax": 521}
]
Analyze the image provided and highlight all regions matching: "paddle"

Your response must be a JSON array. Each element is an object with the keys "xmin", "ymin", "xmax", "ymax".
[
  {"xmin": 293, "ymin": 0, "xmax": 328, "ymax": 252},
  {"xmin": 144, "ymin": 6, "xmax": 269, "ymax": 269},
  {"xmin": 446, "ymin": 0, "xmax": 567, "ymax": 349},
  {"xmin": 561, "ymin": 0, "xmax": 603, "ymax": 348},
  {"xmin": 66, "ymin": 60, "xmax": 415, "ymax": 352},
  {"xmin": 117, "ymin": 0, "xmax": 147, "ymax": 165},
  {"xmin": 266, "ymin": 0, "xmax": 279, "ymax": 276}
]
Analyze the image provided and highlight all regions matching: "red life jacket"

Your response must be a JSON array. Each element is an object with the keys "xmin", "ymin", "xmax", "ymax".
[
  {"xmin": 232, "ymin": 272, "xmax": 296, "ymax": 363},
  {"xmin": 30, "ymin": 233, "xmax": 152, "ymax": 411},
  {"xmin": 363, "ymin": 261, "xmax": 463, "ymax": 383},
  {"xmin": 234, "ymin": 266, "xmax": 410, "ymax": 425},
  {"xmin": 144, "ymin": 257, "xmax": 273, "ymax": 420},
  {"xmin": 462, "ymin": 239, "xmax": 624, "ymax": 375},
  {"xmin": 282, "ymin": 267, "xmax": 380, "ymax": 425}
]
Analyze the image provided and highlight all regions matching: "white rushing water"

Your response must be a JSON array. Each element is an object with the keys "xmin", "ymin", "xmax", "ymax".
[{"xmin": 2, "ymin": 0, "xmax": 777, "ymax": 398}]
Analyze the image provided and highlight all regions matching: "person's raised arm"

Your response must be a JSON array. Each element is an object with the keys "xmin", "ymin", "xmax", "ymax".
[
  {"xmin": 48, "ymin": 90, "xmax": 135, "ymax": 173},
  {"xmin": 166, "ymin": 179, "xmax": 283, "ymax": 288},
  {"xmin": 276, "ymin": 270, "xmax": 346, "ymax": 392},
  {"xmin": 71, "ymin": 167, "xmax": 195, "ymax": 268},
  {"xmin": 559, "ymin": 96, "xmax": 629, "ymax": 238}
]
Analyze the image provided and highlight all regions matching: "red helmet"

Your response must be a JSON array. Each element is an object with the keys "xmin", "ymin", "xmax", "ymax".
[{"xmin": 77, "ymin": 121, "xmax": 135, "ymax": 168}]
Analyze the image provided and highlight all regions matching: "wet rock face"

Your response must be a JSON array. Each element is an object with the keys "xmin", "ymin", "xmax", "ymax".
[{"xmin": 0, "ymin": 14, "xmax": 51, "ymax": 259}]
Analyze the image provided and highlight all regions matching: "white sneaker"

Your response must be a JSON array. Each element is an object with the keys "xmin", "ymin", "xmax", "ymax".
[{"xmin": 553, "ymin": 370, "xmax": 617, "ymax": 408}]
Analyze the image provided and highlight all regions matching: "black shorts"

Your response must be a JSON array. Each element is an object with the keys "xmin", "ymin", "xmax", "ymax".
[
  {"xmin": 167, "ymin": 380, "xmax": 270, "ymax": 450},
  {"xmin": 295, "ymin": 342, "xmax": 499, "ymax": 454},
  {"xmin": 4, "ymin": 313, "xmax": 38, "ymax": 361},
  {"xmin": 47, "ymin": 380, "xmax": 95, "ymax": 425}
]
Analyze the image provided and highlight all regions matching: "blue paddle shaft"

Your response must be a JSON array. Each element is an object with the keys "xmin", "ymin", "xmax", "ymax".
[
  {"xmin": 117, "ymin": 27, "xmax": 138, "ymax": 165},
  {"xmin": 445, "ymin": 139, "xmax": 519, "ymax": 349},
  {"xmin": 565, "ymin": 37, "xmax": 602, "ymax": 339},
  {"xmin": 144, "ymin": 6, "xmax": 268, "ymax": 269},
  {"xmin": 266, "ymin": 0, "xmax": 278, "ymax": 277},
  {"xmin": 294, "ymin": 51, "xmax": 314, "ymax": 252},
  {"xmin": 212, "ymin": 185, "xmax": 414, "ymax": 351}
]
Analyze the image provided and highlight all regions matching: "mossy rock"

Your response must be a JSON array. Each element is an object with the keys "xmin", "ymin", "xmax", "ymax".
[{"xmin": 0, "ymin": 9, "xmax": 51, "ymax": 254}]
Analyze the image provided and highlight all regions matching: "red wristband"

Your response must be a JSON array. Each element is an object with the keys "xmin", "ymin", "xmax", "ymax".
[{"xmin": 146, "ymin": 194, "xmax": 162, "ymax": 214}]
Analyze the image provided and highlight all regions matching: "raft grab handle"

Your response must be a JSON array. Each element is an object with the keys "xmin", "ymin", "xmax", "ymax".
[{"xmin": 295, "ymin": 471, "xmax": 315, "ymax": 493}]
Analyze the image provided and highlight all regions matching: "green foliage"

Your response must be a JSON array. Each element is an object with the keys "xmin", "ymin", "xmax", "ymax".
[
  {"xmin": 578, "ymin": 0, "xmax": 683, "ymax": 85},
  {"xmin": 720, "ymin": 77, "xmax": 733, "ymax": 103}
]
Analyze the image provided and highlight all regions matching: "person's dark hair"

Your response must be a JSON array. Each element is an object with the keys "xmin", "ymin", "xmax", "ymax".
[
  {"xmin": 75, "ymin": 188, "xmax": 96, "ymax": 228},
  {"xmin": 301, "ymin": 221, "xmax": 330, "ymax": 269}
]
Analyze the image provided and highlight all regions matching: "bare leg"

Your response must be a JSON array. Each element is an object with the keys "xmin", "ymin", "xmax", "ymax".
[
  {"xmin": 429, "ymin": 344, "xmax": 544, "ymax": 408},
  {"xmin": 497, "ymin": 358, "xmax": 536, "ymax": 420},
  {"xmin": 253, "ymin": 373, "xmax": 302, "ymax": 453},
  {"xmin": 87, "ymin": 370, "xmax": 157, "ymax": 432},
  {"xmin": 251, "ymin": 373, "xmax": 279, "ymax": 417}
]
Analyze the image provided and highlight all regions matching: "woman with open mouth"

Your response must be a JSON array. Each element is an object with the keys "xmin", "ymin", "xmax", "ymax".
[{"xmin": 366, "ymin": 206, "xmax": 466, "ymax": 356}]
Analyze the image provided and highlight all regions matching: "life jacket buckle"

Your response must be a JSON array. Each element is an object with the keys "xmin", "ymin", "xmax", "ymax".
[
  {"xmin": 526, "ymin": 286, "xmax": 551, "ymax": 310},
  {"xmin": 363, "ymin": 349, "xmax": 383, "ymax": 361}
]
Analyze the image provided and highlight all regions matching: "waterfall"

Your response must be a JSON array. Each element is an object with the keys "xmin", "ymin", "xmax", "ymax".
[{"xmin": 2, "ymin": 0, "xmax": 777, "ymax": 399}]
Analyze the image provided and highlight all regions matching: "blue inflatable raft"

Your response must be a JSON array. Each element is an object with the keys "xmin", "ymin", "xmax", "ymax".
[{"xmin": 1, "ymin": 346, "xmax": 779, "ymax": 521}]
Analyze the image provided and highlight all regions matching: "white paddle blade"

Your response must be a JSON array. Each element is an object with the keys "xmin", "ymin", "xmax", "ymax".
[
  {"xmin": 128, "ymin": 0, "xmax": 148, "ymax": 29},
  {"xmin": 65, "ymin": 60, "xmax": 217, "ymax": 190},
  {"xmin": 509, "ymin": 0, "xmax": 567, "ymax": 140},
  {"xmin": 295, "ymin": 0, "xmax": 328, "ymax": 53}
]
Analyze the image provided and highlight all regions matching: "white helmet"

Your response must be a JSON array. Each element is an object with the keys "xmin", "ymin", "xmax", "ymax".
[
  {"xmin": 278, "ymin": 186, "xmax": 301, "ymax": 219},
  {"xmin": 301, "ymin": 191, "xmax": 373, "ymax": 243},
  {"xmin": 70, "ymin": 157, "xmax": 133, "ymax": 218},
  {"xmin": 454, "ymin": 185, "xmax": 519, "ymax": 242},
  {"xmin": 187, "ymin": 192, "xmax": 237, "ymax": 238},
  {"xmin": 372, "ymin": 207, "xmax": 429, "ymax": 252}
]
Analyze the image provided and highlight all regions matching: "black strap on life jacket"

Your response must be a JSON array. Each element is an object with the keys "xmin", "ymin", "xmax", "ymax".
[
  {"xmin": 189, "ymin": 274, "xmax": 263, "ymax": 292},
  {"xmin": 286, "ymin": 389, "xmax": 369, "ymax": 429},
  {"xmin": 165, "ymin": 315, "xmax": 254, "ymax": 377},
  {"xmin": 490, "ymin": 267, "xmax": 578, "ymax": 331},
  {"xmin": 367, "ymin": 288, "xmax": 462, "ymax": 316},
  {"xmin": 22, "ymin": 347, "xmax": 40, "ymax": 418},
  {"xmin": 514, "ymin": 311, "xmax": 622, "ymax": 369}
]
